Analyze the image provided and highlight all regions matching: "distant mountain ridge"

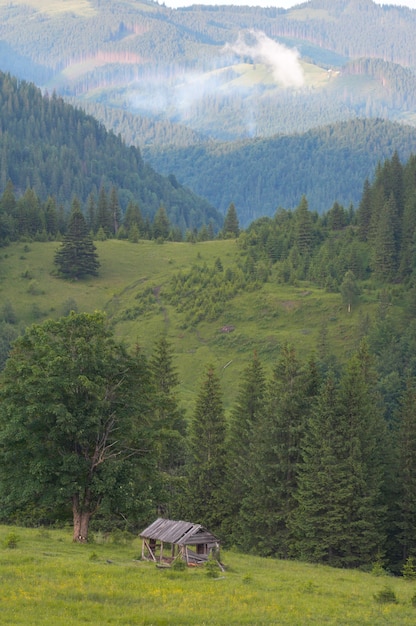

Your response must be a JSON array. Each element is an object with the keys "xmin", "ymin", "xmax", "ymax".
[
  {"xmin": 1, "ymin": 0, "xmax": 416, "ymax": 143},
  {"xmin": 144, "ymin": 118, "xmax": 416, "ymax": 225},
  {"xmin": 1, "ymin": 0, "xmax": 416, "ymax": 224},
  {"xmin": 0, "ymin": 71, "xmax": 222, "ymax": 231}
]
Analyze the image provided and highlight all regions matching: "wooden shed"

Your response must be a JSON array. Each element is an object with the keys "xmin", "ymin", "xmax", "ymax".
[{"xmin": 139, "ymin": 517, "xmax": 221, "ymax": 567}]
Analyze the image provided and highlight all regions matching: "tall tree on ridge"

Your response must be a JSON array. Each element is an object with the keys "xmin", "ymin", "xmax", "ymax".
[
  {"xmin": 185, "ymin": 365, "xmax": 227, "ymax": 532},
  {"xmin": 223, "ymin": 202, "xmax": 240, "ymax": 238},
  {"xmin": 150, "ymin": 336, "xmax": 186, "ymax": 518},
  {"xmin": 239, "ymin": 345, "xmax": 309, "ymax": 557},
  {"xmin": 223, "ymin": 352, "xmax": 266, "ymax": 544},
  {"xmin": 54, "ymin": 197, "xmax": 100, "ymax": 279}
]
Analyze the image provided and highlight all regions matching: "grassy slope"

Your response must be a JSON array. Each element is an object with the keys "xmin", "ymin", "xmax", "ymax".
[
  {"xmin": 0, "ymin": 239, "xmax": 380, "ymax": 414},
  {"xmin": 1, "ymin": 525, "xmax": 416, "ymax": 625}
]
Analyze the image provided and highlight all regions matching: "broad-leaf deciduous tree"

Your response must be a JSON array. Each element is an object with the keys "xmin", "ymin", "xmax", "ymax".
[{"xmin": 0, "ymin": 312, "xmax": 153, "ymax": 542}]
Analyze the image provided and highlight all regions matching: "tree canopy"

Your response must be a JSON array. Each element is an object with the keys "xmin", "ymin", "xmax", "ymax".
[
  {"xmin": 0, "ymin": 312, "xmax": 154, "ymax": 541},
  {"xmin": 54, "ymin": 198, "xmax": 100, "ymax": 279}
]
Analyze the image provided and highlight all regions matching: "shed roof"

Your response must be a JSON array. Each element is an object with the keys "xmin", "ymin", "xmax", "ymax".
[{"xmin": 140, "ymin": 517, "xmax": 219, "ymax": 546}]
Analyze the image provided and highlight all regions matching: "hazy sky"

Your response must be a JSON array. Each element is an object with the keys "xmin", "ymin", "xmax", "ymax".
[{"xmin": 164, "ymin": 0, "xmax": 416, "ymax": 10}]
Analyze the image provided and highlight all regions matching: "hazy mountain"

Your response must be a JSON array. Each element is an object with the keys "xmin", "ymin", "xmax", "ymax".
[
  {"xmin": 1, "ymin": 0, "xmax": 416, "ymax": 144},
  {"xmin": 0, "ymin": 71, "xmax": 222, "ymax": 230},
  {"xmin": 144, "ymin": 118, "xmax": 416, "ymax": 226},
  {"xmin": 1, "ymin": 0, "xmax": 416, "ymax": 223}
]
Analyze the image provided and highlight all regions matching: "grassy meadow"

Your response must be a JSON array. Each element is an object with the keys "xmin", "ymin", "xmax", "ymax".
[
  {"xmin": 0, "ymin": 238, "xmax": 387, "ymax": 413},
  {"xmin": 1, "ymin": 525, "xmax": 416, "ymax": 625}
]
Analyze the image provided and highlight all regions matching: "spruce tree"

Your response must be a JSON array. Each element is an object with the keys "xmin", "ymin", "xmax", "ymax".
[
  {"xmin": 291, "ymin": 373, "xmax": 343, "ymax": 564},
  {"xmin": 153, "ymin": 205, "xmax": 170, "ymax": 241},
  {"xmin": 396, "ymin": 378, "xmax": 416, "ymax": 561},
  {"xmin": 109, "ymin": 186, "xmax": 121, "ymax": 235},
  {"xmin": 222, "ymin": 202, "xmax": 240, "ymax": 238},
  {"xmin": 96, "ymin": 186, "xmax": 112, "ymax": 236},
  {"xmin": 223, "ymin": 352, "xmax": 266, "ymax": 543},
  {"xmin": 150, "ymin": 337, "xmax": 186, "ymax": 517},
  {"xmin": 185, "ymin": 365, "xmax": 227, "ymax": 531},
  {"xmin": 239, "ymin": 345, "xmax": 309, "ymax": 557},
  {"xmin": 332, "ymin": 349, "xmax": 386, "ymax": 567},
  {"xmin": 372, "ymin": 195, "xmax": 399, "ymax": 281},
  {"xmin": 54, "ymin": 198, "xmax": 100, "ymax": 279}
]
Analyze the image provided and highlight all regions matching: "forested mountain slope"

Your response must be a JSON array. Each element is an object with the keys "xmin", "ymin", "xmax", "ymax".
[
  {"xmin": 1, "ymin": 0, "xmax": 416, "ymax": 144},
  {"xmin": 144, "ymin": 118, "xmax": 416, "ymax": 225},
  {"xmin": 0, "ymin": 71, "xmax": 221, "ymax": 230}
]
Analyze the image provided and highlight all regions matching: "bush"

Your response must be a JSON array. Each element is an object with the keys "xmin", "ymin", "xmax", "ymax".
[
  {"xmin": 172, "ymin": 558, "xmax": 186, "ymax": 571},
  {"xmin": 373, "ymin": 586, "xmax": 398, "ymax": 604},
  {"xmin": 205, "ymin": 555, "xmax": 220, "ymax": 578},
  {"xmin": 402, "ymin": 556, "xmax": 416, "ymax": 580},
  {"xmin": 3, "ymin": 532, "xmax": 20, "ymax": 549}
]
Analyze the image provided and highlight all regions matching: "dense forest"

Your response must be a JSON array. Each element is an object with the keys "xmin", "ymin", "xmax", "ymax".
[
  {"xmin": 145, "ymin": 118, "xmax": 416, "ymax": 225},
  {"xmin": 2, "ymin": 0, "xmax": 416, "ymax": 576},
  {"xmin": 2, "ymin": 130, "xmax": 416, "ymax": 573},
  {"xmin": 1, "ymin": 0, "xmax": 416, "ymax": 148},
  {"xmin": 0, "ymin": 71, "xmax": 222, "ymax": 232}
]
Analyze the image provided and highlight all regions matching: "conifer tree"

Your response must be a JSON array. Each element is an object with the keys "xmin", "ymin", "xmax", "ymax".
[
  {"xmin": 396, "ymin": 378, "xmax": 416, "ymax": 561},
  {"xmin": 357, "ymin": 178, "xmax": 372, "ymax": 241},
  {"xmin": 124, "ymin": 200, "xmax": 143, "ymax": 234},
  {"xmin": 223, "ymin": 352, "xmax": 266, "ymax": 543},
  {"xmin": 331, "ymin": 348, "xmax": 386, "ymax": 567},
  {"xmin": 295, "ymin": 195, "xmax": 313, "ymax": 256},
  {"xmin": 109, "ymin": 186, "xmax": 121, "ymax": 236},
  {"xmin": 185, "ymin": 365, "xmax": 227, "ymax": 531},
  {"xmin": 44, "ymin": 196, "xmax": 58, "ymax": 238},
  {"xmin": 54, "ymin": 198, "xmax": 100, "ymax": 279},
  {"xmin": 291, "ymin": 373, "xmax": 343, "ymax": 563},
  {"xmin": 153, "ymin": 205, "xmax": 170, "ymax": 241},
  {"xmin": 96, "ymin": 186, "xmax": 112, "ymax": 236},
  {"xmin": 222, "ymin": 202, "xmax": 240, "ymax": 238},
  {"xmin": 86, "ymin": 192, "xmax": 96, "ymax": 234},
  {"xmin": 398, "ymin": 192, "xmax": 416, "ymax": 279},
  {"xmin": 150, "ymin": 337, "xmax": 186, "ymax": 517},
  {"xmin": 239, "ymin": 345, "xmax": 309, "ymax": 557},
  {"xmin": 372, "ymin": 195, "xmax": 399, "ymax": 281}
]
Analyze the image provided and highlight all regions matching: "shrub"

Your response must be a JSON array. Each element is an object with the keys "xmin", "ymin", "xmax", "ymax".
[
  {"xmin": 205, "ymin": 556, "xmax": 220, "ymax": 578},
  {"xmin": 402, "ymin": 556, "xmax": 416, "ymax": 580},
  {"xmin": 172, "ymin": 559, "xmax": 186, "ymax": 571},
  {"xmin": 3, "ymin": 532, "xmax": 20, "ymax": 549},
  {"xmin": 373, "ymin": 586, "xmax": 398, "ymax": 604}
]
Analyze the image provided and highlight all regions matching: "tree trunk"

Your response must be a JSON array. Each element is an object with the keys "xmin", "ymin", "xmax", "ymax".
[{"xmin": 72, "ymin": 495, "xmax": 92, "ymax": 543}]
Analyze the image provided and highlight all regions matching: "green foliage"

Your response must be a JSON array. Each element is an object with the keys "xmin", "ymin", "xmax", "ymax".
[
  {"xmin": 0, "ymin": 71, "xmax": 222, "ymax": 238},
  {"xmin": 54, "ymin": 199, "xmax": 100, "ymax": 279},
  {"xmin": 146, "ymin": 120, "xmax": 416, "ymax": 226},
  {"xmin": 402, "ymin": 557, "xmax": 416, "ymax": 581},
  {"xmin": 0, "ymin": 312, "xmax": 155, "ymax": 542},
  {"xmin": 3, "ymin": 531, "xmax": 20, "ymax": 549},
  {"xmin": 205, "ymin": 555, "xmax": 220, "ymax": 578},
  {"xmin": 374, "ymin": 586, "xmax": 399, "ymax": 604},
  {"xmin": 171, "ymin": 558, "xmax": 186, "ymax": 571},
  {"xmin": 185, "ymin": 365, "xmax": 227, "ymax": 532},
  {"xmin": 222, "ymin": 203, "xmax": 240, "ymax": 238}
]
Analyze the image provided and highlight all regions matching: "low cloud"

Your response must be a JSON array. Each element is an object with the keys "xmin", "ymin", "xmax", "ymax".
[{"xmin": 223, "ymin": 29, "xmax": 304, "ymax": 89}]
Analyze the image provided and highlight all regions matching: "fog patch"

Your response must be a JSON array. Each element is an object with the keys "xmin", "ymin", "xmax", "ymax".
[{"xmin": 223, "ymin": 29, "xmax": 304, "ymax": 89}]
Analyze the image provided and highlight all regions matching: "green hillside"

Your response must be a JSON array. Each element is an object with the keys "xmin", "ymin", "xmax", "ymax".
[
  {"xmin": 0, "ymin": 236, "xmax": 396, "ymax": 414},
  {"xmin": 2, "ymin": 525, "xmax": 416, "ymax": 626},
  {"xmin": 144, "ymin": 118, "xmax": 416, "ymax": 225},
  {"xmin": 1, "ymin": 0, "xmax": 416, "ymax": 145},
  {"xmin": 0, "ymin": 71, "xmax": 222, "ymax": 231}
]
